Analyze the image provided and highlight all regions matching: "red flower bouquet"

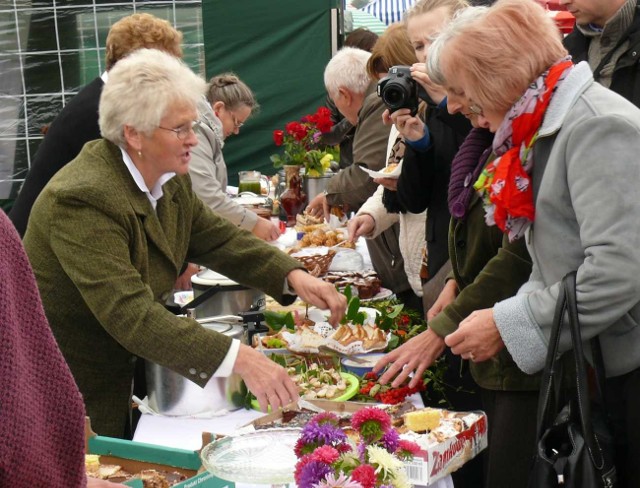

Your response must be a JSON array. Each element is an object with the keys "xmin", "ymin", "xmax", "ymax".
[
  {"xmin": 293, "ymin": 408, "xmax": 420, "ymax": 488},
  {"xmin": 271, "ymin": 106, "xmax": 337, "ymax": 176}
]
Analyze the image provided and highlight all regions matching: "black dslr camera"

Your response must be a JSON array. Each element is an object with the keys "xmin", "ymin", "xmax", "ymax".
[{"xmin": 377, "ymin": 65, "xmax": 428, "ymax": 116}]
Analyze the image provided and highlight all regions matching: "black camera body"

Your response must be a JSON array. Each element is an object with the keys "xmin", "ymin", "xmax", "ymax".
[{"xmin": 377, "ymin": 65, "xmax": 427, "ymax": 116}]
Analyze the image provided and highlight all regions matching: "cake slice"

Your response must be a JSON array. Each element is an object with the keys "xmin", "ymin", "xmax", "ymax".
[{"xmin": 404, "ymin": 408, "xmax": 443, "ymax": 433}]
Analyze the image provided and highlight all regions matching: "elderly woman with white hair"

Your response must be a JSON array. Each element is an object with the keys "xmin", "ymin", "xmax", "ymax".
[
  {"xmin": 23, "ymin": 48, "xmax": 346, "ymax": 438},
  {"xmin": 425, "ymin": 1, "xmax": 640, "ymax": 484}
]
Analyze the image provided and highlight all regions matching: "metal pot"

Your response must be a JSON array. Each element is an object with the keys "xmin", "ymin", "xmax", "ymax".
[
  {"xmin": 146, "ymin": 318, "xmax": 247, "ymax": 416},
  {"xmin": 145, "ymin": 270, "xmax": 265, "ymax": 416},
  {"xmin": 189, "ymin": 269, "xmax": 265, "ymax": 319},
  {"xmin": 303, "ymin": 173, "xmax": 333, "ymax": 204}
]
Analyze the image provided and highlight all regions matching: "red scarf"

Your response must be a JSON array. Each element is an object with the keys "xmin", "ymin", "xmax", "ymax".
[{"xmin": 474, "ymin": 59, "xmax": 574, "ymax": 241}]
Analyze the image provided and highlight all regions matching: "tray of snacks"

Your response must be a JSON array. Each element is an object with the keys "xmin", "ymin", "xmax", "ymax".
[{"xmin": 247, "ymin": 358, "xmax": 360, "ymax": 409}]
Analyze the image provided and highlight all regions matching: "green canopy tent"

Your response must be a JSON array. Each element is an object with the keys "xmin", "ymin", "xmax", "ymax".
[{"xmin": 203, "ymin": 0, "xmax": 340, "ymax": 185}]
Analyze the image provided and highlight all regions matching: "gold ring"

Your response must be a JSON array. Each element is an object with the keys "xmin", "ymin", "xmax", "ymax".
[{"xmin": 469, "ymin": 352, "xmax": 476, "ymax": 361}]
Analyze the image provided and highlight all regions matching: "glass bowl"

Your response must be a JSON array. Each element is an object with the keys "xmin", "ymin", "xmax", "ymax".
[{"xmin": 200, "ymin": 428, "xmax": 301, "ymax": 484}]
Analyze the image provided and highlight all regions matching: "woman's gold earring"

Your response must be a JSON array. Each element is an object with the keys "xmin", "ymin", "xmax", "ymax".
[{"xmin": 137, "ymin": 151, "xmax": 142, "ymax": 157}]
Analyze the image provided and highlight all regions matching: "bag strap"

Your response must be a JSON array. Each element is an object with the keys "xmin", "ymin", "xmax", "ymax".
[
  {"xmin": 535, "ymin": 272, "xmax": 610, "ymax": 467},
  {"xmin": 563, "ymin": 271, "xmax": 608, "ymax": 470},
  {"xmin": 535, "ymin": 273, "xmax": 568, "ymax": 440}
]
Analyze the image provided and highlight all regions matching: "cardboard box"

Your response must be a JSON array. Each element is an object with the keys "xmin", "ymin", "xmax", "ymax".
[
  {"xmin": 249, "ymin": 402, "xmax": 487, "ymax": 487},
  {"xmin": 85, "ymin": 419, "xmax": 233, "ymax": 488},
  {"xmin": 403, "ymin": 412, "xmax": 488, "ymax": 486}
]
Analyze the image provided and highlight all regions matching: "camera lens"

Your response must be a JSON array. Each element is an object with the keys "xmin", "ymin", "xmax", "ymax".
[{"xmin": 382, "ymin": 86, "xmax": 406, "ymax": 109}]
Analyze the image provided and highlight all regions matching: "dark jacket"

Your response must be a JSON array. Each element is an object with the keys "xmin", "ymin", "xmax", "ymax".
[
  {"xmin": 428, "ymin": 186, "xmax": 540, "ymax": 391},
  {"xmin": 24, "ymin": 139, "xmax": 302, "ymax": 437},
  {"xmin": 564, "ymin": 1, "xmax": 640, "ymax": 107},
  {"xmin": 395, "ymin": 102, "xmax": 470, "ymax": 280},
  {"xmin": 9, "ymin": 77, "xmax": 104, "ymax": 237},
  {"xmin": 326, "ymin": 85, "xmax": 411, "ymax": 296}
]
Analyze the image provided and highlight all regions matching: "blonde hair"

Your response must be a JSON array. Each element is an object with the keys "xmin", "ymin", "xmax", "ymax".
[
  {"xmin": 324, "ymin": 47, "xmax": 372, "ymax": 97},
  {"xmin": 99, "ymin": 49, "xmax": 206, "ymax": 146},
  {"xmin": 366, "ymin": 22, "xmax": 417, "ymax": 80},
  {"xmin": 105, "ymin": 13, "xmax": 183, "ymax": 70},
  {"xmin": 404, "ymin": 0, "xmax": 469, "ymax": 23},
  {"xmin": 429, "ymin": 0, "xmax": 567, "ymax": 113},
  {"xmin": 206, "ymin": 73, "xmax": 259, "ymax": 114}
]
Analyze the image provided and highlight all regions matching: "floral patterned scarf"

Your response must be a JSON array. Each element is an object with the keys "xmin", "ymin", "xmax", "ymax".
[{"xmin": 474, "ymin": 58, "xmax": 574, "ymax": 241}]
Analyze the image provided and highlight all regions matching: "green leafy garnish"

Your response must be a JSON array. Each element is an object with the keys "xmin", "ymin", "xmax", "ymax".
[{"xmin": 263, "ymin": 310, "xmax": 296, "ymax": 332}]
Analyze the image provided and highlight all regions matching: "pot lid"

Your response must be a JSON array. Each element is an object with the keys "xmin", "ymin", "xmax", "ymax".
[{"xmin": 191, "ymin": 269, "xmax": 238, "ymax": 287}]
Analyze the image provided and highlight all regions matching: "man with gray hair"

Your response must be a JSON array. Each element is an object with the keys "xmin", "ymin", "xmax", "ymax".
[{"xmin": 307, "ymin": 47, "xmax": 415, "ymax": 307}]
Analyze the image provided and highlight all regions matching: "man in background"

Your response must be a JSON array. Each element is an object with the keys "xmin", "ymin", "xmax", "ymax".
[{"xmin": 562, "ymin": 0, "xmax": 640, "ymax": 106}]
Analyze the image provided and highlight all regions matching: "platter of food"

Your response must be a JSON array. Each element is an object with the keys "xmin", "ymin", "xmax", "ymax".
[
  {"xmin": 359, "ymin": 162, "xmax": 402, "ymax": 180},
  {"xmin": 249, "ymin": 365, "xmax": 360, "ymax": 410}
]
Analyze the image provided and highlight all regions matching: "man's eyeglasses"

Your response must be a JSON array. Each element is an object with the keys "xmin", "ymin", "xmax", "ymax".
[{"xmin": 158, "ymin": 120, "xmax": 201, "ymax": 140}]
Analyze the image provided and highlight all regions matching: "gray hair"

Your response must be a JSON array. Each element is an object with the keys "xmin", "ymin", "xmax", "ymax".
[
  {"xmin": 427, "ymin": 6, "xmax": 488, "ymax": 86},
  {"xmin": 99, "ymin": 48, "xmax": 206, "ymax": 146},
  {"xmin": 324, "ymin": 47, "xmax": 372, "ymax": 97}
]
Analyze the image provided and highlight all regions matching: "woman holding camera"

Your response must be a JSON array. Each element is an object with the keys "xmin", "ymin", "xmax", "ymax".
[{"xmin": 376, "ymin": 0, "xmax": 471, "ymax": 311}]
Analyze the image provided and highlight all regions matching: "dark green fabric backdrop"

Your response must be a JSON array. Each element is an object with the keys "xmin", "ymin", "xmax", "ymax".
[{"xmin": 203, "ymin": 0, "xmax": 338, "ymax": 185}]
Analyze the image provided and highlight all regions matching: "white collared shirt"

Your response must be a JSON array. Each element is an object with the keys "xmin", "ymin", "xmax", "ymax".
[
  {"xmin": 119, "ymin": 147, "xmax": 175, "ymax": 211},
  {"xmin": 118, "ymin": 147, "xmax": 240, "ymax": 378}
]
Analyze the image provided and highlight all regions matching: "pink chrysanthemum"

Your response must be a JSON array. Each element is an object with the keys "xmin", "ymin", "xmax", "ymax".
[
  {"xmin": 314, "ymin": 472, "xmax": 364, "ymax": 488},
  {"xmin": 311, "ymin": 445, "xmax": 340, "ymax": 464},
  {"xmin": 351, "ymin": 464, "xmax": 377, "ymax": 488},
  {"xmin": 397, "ymin": 439, "xmax": 421, "ymax": 458},
  {"xmin": 351, "ymin": 407, "xmax": 391, "ymax": 443},
  {"xmin": 311, "ymin": 411, "xmax": 341, "ymax": 427}
]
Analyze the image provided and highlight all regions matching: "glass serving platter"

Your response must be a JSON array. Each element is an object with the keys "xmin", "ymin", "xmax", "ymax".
[{"xmin": 200, "ymin": 428, "xmax": 300, "ymax": 485}]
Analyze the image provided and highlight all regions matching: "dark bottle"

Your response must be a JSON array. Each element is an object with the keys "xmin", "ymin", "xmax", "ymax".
[{"xmin": 279, "ymin": 166, "xmax": 306, "ymax": 227}]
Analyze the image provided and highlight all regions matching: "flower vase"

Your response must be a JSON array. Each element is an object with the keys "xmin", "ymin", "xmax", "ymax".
[
  {"xmin": 303, "ymin": 172, "xmax": 333, "ymax": 205},
  {"xmin": 280, "ymin": 165, "xmax": 306, "ymax": 227}
]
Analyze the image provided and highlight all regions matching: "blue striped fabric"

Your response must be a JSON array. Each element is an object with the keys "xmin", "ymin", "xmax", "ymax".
[{"xmin": 363, "ymin": 0, "xmax": 416, "ymax": 25}]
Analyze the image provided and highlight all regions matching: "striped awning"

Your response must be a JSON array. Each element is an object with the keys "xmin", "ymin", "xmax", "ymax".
[
  {"xmin": 346, "ymin": 9, "xmax": 388, "ymax": 34},
  {"xmin": 362, "ymin": 0, "xmax": 416, "ymax": 25}
]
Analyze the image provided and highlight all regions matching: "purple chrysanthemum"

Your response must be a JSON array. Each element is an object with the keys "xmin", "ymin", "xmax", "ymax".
[
  {"xmin": 301, "ymin": 421, "xmax": 348, "ymax": 446},
  {"xmin": 297, "ymin": 460, "xmax": 333, "ymax": 488},
  {"xmin": 380, "ymin": 428, "xmax": 399, "ymax": 453}
]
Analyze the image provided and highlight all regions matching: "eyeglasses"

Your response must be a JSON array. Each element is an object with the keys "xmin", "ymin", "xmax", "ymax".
[
  {"xmin": 232, "ymin": 114, "xmax": 244, "ymax": 129},
  {"xmin": 158, "ymin": 120, "xmax": 201, "ymax": 140},
  {"xmin": 467, "ymin": 102, "xmax": 484, "ymax": 117}
]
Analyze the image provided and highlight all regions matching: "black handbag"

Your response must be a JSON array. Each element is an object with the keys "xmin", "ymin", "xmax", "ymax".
[{"xmin": 528, "ymin": 271, "xmax": 617, "ymax": 488}]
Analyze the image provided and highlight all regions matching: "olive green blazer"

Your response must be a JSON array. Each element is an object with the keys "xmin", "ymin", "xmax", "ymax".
[{"xmin": 24, "ymin": 139, "xmax": 301, "ymax": 437}]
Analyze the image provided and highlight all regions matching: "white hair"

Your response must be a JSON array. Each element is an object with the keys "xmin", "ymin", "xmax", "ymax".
[
  {"xmin": 427, "ymin": 6, "xmax": 488, "ymax": 86},
  {"xmin": 324, "ymin": 47, "xmax": 372, "ymax": 97},
  {"xmin": 99, "ymin": 48, "xmax": 206, "ymax": 146}
]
